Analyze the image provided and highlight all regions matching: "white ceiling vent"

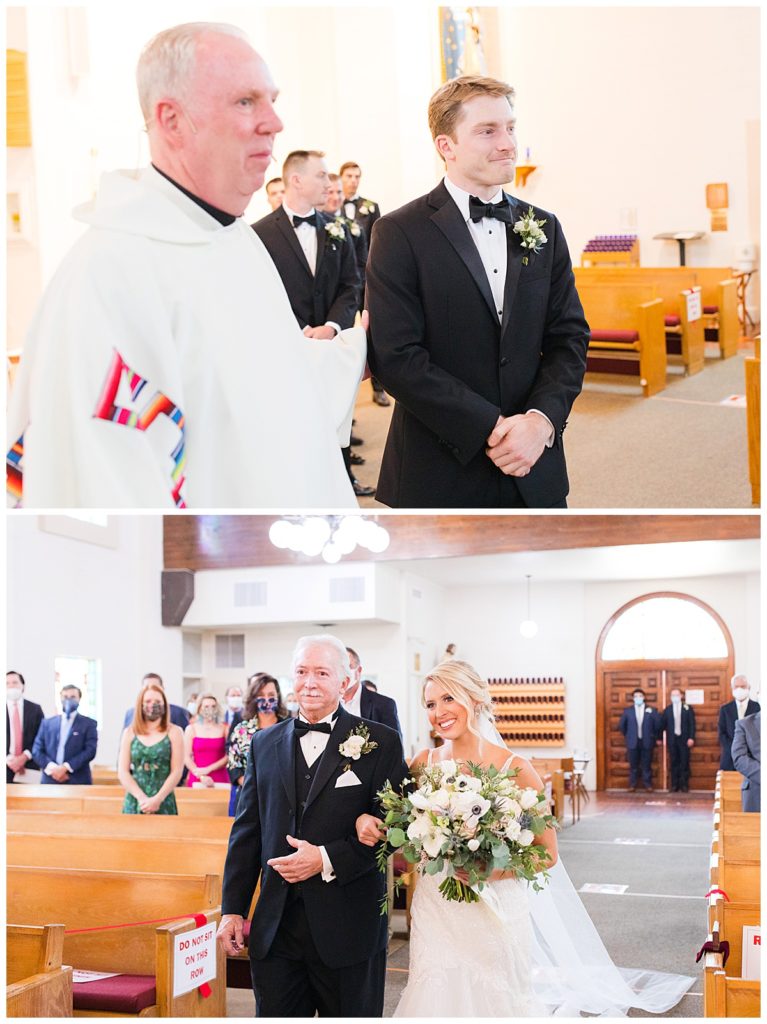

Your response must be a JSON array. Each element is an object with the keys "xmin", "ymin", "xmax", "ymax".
[
  {"xmin": 329, "ymin": 576, "xmax": 366, "ymax": 603},
  {"xmin": 233, "ymin": 581, "xmax": 268, "ymax": 607}
]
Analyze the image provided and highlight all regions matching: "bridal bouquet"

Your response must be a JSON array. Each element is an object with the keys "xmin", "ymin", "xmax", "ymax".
[{"xmin": 376, "ymin": 759, "xmax": 556, "ymax": 906}]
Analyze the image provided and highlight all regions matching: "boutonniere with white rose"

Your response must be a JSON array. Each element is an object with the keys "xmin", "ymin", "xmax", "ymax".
[
  {"xmin": 357, "ymin": 199, "xmax": 376, "ymax": 217},
  {"xmin": 513, "ymin": 205, "xmax": 548, "ymax": 266},
  {"xmin": 339, "ymin": 723, "xmax": 378, "ymax": 769},
  {"xmin": 324, "ymin": 220, "xmax": 346, "ymax": 250}
]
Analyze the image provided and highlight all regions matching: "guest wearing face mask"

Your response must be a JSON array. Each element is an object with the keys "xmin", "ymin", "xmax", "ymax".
[
  {"xmin": 284, "ymin": 691, "xmax": 300, "ymax": 718},
  {"xmin": 186, "ymin": 692, "xmax": 200, "ymax": 723},
  {"xmin": 6, "ymin": 670, "xmax": 44, "ymax": 783},
  {"xmin": 227, "ymin": 673, "xmax": 287, "ymax": 816},
  {"xmin": 185, "ymin": 694, "xmax": 230, "ymax": 788},
  {"xmin": 123, "ymin": 673, "xmax": 191, "ymax": 731},
  {"xmin": 618, "ymin": 688, "xmax": 659, "ymax": 792},
  {"xmin": 118, "ymin": 683, "xmax": 184, "ymax": 814},
  {"xmin": 224, "ymin": 686, "xmax": 244, "ymax": 726},
  {"xmin": 659, "ymin": 687, "xmax": 696, "ymax": 792},
  {"xmin": 718, "ymin": 675, "xmax": 761, "ymax": 771},
  {"xmin": 32, "ymin": 685, "xmax": 98, "ymax": 784}
]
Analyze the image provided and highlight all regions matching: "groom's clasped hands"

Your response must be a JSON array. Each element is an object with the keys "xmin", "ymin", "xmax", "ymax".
[{"xmin": 485, "ymin": 412, "xmax": 552, "ymax": 477}]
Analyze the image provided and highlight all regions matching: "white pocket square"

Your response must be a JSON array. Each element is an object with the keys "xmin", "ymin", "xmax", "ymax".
[{"xmin": 335, "ymin": 770, "xmax": 362, "ymax": 788}]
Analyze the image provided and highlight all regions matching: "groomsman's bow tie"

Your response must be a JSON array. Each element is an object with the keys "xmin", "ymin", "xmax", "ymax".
[
  {"xmin": 469, "ymin": 195, "xmax": 513, "ymax": 224},
  {"xmin": 292, "ymin": 213, "xmax": 317, "ymax": 228},
  {"xmin": 294, "ymin": 718, "xmax": 333, "ymax": 735}
]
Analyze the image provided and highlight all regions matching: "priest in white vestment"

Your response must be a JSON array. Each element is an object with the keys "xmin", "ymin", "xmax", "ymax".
[{"xmin": 7, "ymin": 22, "xmax": 366, "ymax": 509}]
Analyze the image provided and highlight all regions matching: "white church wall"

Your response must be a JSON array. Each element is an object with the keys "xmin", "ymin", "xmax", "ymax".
[{"xmin": 7, "ymin": 515, "xmax": 182, "ymax": 766}]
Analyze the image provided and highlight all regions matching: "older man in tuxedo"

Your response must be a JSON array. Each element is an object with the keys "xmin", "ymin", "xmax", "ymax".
[
  {"xmin": 217, "ymin": 634, "xmax": 407, "ymax": 1017},
  {"xmin": 366, "ymin": 75, "xmax": 589, "ymax": 508},
  {"xmin": 718, "ymin": 674, "xmax": 761, "ymax": 770}
]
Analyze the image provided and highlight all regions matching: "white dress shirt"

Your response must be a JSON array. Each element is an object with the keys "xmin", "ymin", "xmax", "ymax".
[
  {"xmin": 673, "ymin": 702, "xmax": 682, "ymax": 736},
  {"xmin": 736, "ymin": 698, "xmax": 750, "ymax": 720},
  {"xmin": 635, "ymin": 704, "xmax": 645, "ymax": 739},
  {"xmin": 281, "ymin": 201, "xmax": 341, "ymax": 337},
  {"xmin": 443, "ymin": 175, "xmax": 554, "ymax": 446},
  {"xmin": 296, "ymin": 708, "xmax": 339, "ymax": 882}
]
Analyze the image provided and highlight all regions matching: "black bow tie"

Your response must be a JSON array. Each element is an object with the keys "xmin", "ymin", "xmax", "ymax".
[
  {"xmin": 293, "ymin": 213, "xmax": 317, "ymax": 229},
  {"xmin": 469, "ymin": 195, "xmax": 512, "ymax": 224},
  {"xmin": 294, "ymin": 718, "xmax": 333, "ymax": 736}
]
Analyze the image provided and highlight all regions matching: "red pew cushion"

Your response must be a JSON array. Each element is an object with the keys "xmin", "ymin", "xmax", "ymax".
[
  {"xmin": 589, "ymin": 329, "xmax": 639, "ymax": 343},
  {"xmin": 72, "ymin": 974, "xmax": 156, "ymax": 1014},
  {"xmin": 703, "ymin": 305, "xmax": 718, "ymax": 314},
  {"xmin": 664, "ymin": 314, "xmax": 681, "ymax": 327}
]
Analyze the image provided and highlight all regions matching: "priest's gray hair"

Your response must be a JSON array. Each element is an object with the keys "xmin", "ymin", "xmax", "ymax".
[
  {"xmin": 292, "ymin": 634, "xmax": 352, "ymax": 681},
  {"xmin": 136, "ymin": 22, "xmax": 248, "ymax": 122}
]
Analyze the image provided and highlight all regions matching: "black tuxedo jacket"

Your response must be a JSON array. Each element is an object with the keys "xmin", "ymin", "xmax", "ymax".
[
  {"xmin": 252, "ymin": 206, "xmax": 360, "ymax": 330},
  {"xmin": 342, "ymin": 195, "xmax": 381, "ymax": 247},
  {"xmin": 366, "ymin": 182, "xmax": 590, "ymax": 507},
  {"xmin": 221, "ymin": 705, "xmax": 408, "ymax": 968},
  {"xmin": 6, "ymin": 699, "xmax": 45, "ymax": 782},
  {"xmin": 718, "ymin": 699, "xmax": 761, "ymax": 770},
  {"xmin": 660, "ymin": 704, "xmax": 696, "ymax": 742},
  {"xmin": 360, "ymin": 687, "xmax": 402, "ymax": 737}
]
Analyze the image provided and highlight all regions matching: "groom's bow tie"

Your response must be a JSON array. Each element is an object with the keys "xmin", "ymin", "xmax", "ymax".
[
  {"xmin": 469, "ymin": 195, "xmax": 512, "ymax": 224},
  {"xmin": 294, "ymin": 718, "xmax": 333, "ymax": 735},
  {"xmin": 292, "ymin": 213, "xmax": 317, "ymax": 229}
]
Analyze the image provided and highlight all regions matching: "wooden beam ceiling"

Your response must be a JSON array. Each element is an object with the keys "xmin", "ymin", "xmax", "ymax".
[{"xmin": 163, "ymin": 514, "xmax": 759, "ymax": 571}]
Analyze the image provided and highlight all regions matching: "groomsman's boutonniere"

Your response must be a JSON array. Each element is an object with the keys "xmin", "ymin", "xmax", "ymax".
[
  {"xmin": 339, "ymin": 723, "xmax": 378, "ymax": 769},
  {"xmin": 357, "ymin": 199, "xmax": 376, "ymax": 217},
  {"xmin": 513, "ymin": 206, "xmax": 548, "ymax": 265},
  {"xmin": 325, "ymin": 220, "xmax": 346, "ymax": 249}
]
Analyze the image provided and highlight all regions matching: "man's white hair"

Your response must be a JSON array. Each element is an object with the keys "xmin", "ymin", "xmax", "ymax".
[
  {"xmin": 291, "ymin": 634, "xmax": 351, "ymax": 680},
  {"xmin": 136, "ymin": 22, "xmax": 248, "ymax": 122},
  {"xmin": 731, "ymin": 673, "xmax": 749, "ymax": 688}
]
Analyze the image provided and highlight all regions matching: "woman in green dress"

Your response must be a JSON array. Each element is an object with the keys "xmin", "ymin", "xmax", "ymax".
[{"xmin": 118, "ymin": 682, "xmax": 184, "ymax": 814}]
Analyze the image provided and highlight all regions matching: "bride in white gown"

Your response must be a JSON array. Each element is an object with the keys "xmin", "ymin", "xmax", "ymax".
[{"xmin": 356, "ymin": 659, "xmax": 695, "ymax": 1018}]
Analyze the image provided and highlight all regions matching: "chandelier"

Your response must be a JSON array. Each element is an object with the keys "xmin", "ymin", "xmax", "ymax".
[{"xmin": 268, "ymin": 516, "xmax": 390, "ymax": 564}]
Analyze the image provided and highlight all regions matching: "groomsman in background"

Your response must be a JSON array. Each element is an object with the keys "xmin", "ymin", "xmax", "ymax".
[
  {"xmin": 32, "ymin": 685, "xmax": 98, "ymax": 784},
  {"xmin": 224, "ymin": 686, "xmax": 244, "ymax": 727},
  {"xmin": 6, "ymin": 670, "xmax": 44, "ymax": 783},
  {"xmin": 265, "ymin": 177, "xmax": 285, "ymax": 211},
  {"xmin": 343, "ymin": 647, "xmax": 402, "ymax": 738},
  {"xmin": 254, "ymin": 151, "xmax": 372, "ymax": 497},
  {"xmin": 339, "ymin": 160, "xmax": 389, "ymax": 407},
  {"xmin": 619, "ymin": 688, "xmax": 659, "ymax": 792},
  {"xmin": 659, "ymin": 687, "xmax": 696, "ymax": 791},
  {"xmin": 718, "ymin": 674, "xmax": 760, "ymax": 770}
]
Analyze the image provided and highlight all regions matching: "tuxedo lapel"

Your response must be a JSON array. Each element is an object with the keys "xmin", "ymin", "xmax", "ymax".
[
  {"xmin": 429, "ymin": 185, "xmax": 497, "ymax": 323},
  {"xmin": 275, "ymin": 721, "xmax": 297, "ymax": 811},
  {"xmin": 500, "ymin": 194, "xmax": 524, "ymax": 338},
  {"xmin": 304, "ymin": 706, "xmax": 351, "ymax": 812},
  {"xmin": 274, "ymin": 207, "xmax": 313, "ymax": 278},
  {"xmin": 314, "ymin": 219, "xmax": 326, "ymax": 278}
]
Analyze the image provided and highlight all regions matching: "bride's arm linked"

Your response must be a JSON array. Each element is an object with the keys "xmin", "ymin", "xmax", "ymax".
[{"xmin": 356, "ymin": 750, "xmax": 428, "ymax": 846}]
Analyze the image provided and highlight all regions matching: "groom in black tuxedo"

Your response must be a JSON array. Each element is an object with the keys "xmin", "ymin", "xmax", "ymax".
[
  {"xmin": 366, "ymin": 75, "xmax": 590, "ymax": 507},
  {"xmin": 217, "ymin": 635, "xmax": 407, "ymax": 1017}
]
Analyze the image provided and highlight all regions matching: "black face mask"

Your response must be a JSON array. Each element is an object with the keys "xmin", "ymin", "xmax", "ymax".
[
  {"xmin": 144, "ymin": 702, "xmax": 165, "ymax": 721},
  {"xmin": 257, "ymin": 696, "xmax": 279, "ymax": 714}
]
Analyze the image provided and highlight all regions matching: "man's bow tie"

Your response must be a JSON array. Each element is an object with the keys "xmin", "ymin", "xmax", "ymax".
[
  {"xmin": 294, "ymin": 718, "xmax": 333, "ymax": 735},
  {"xmin": 293, "ymin": 213, "xmax": 317, "ymax": 229},
  {"xmin": 469, "ymin": 195, "xmax": 512, "ymax": 224}
]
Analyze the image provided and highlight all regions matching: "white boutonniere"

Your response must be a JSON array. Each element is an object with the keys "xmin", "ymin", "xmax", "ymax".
[
  {"xmin": 513, "ymin": 205, "xmax": 548, "ymax": 266},
  {"xmin": 358, "ymin": 199, "xmax": 376, "ymax": 217},
  {"xmin": 339, "ymin": 723, "xmax": 378, "ymax": 769},
  {"xmin": 348, "ymin": 219, "xmax": 362, "ymax": 237},
  {"xmin": 325, "ymin": 220, "xmax": 346, "ymax": 245}
]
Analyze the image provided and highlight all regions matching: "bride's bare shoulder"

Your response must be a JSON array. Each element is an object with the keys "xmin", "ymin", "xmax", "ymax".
[
  {"xmin": 509, "ymin": 753, "xmax": 544, "ymax": 787},
  {"xmin": 410, "ymin": 748, "xmax": 430, "ymax": 771},
  {"xmin": 484, "ymin": 742, "xmax": 514, "ymax": 768}
]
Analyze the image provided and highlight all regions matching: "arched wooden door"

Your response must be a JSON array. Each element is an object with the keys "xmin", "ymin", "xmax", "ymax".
[{"xmin": 596, "ymin": 592, "xmax": 734, "ymax": 792}]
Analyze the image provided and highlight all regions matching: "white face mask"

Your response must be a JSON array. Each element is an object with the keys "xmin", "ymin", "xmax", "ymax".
[
  {"xmin": 6, "ymin": 687, "xmax": 23, "ymax": 702},
  {"xmin": 733, "ymin": 688, "xmax": 749, "ymax": 702},
  {"xmin": 187, "ymin": 701, "xmax": 197, "ymax": 714},
  {"xmin": 671, "ymin": 695, "xmax": 682, "ymax": 705},
  {"xmin": 227, "ymin": 696, "xmax": 243, "ymax": 711}
]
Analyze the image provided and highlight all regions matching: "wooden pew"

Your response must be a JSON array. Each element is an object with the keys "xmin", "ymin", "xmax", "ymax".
[
  {"xmin": 7, "ymin": 793, "xmax": 230, "ymax": 816},
  {"xmin": 703, "ymin": 954, "xmax": 760, "ymax": 1017},
  {"xmin": 745, "ymin": 335, "xmax": 760, "ymax": 506},
  {"xmin": 7, "ymin": 809, "xmax": 233, "ymax": 840},
  {"xmin": 90, "ymin": 765, "xmax": 121, "ymax": 785},
  {"xmin": 688, "ymin": 268, "xmax": 739, "ymax": 358},
  {"xmin": 7, "ymin": 783, "xmax": 230, "ymax": 801},
  {"xmin": 575, "ymin": 281, "xmax": 666, "ymax": 396},
  {"xmin": 7, "ymin": 866, "xmax": 224, "ymax": 1017},
  {"xmin": 7, "ymin": 924, "xmax": 73, "ymax": 1018},
  {"xmin": 575, "ymin": 266, "xmax": 705, "ymax": 374},
  {"xmin": 530, "ymin": 757, "xmax": 574, "ymax": 824}
]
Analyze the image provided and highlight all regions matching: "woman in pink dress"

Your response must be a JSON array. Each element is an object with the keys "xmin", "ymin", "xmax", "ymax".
[{"xmin": 184, "ymin": 693, "xmax": 229, "ymax": 787}]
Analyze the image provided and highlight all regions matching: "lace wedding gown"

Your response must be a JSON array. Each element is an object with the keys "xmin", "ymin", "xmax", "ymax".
[{"xmin": 395, "ymin": 747, "xmax": 694, "ymax": 1018}]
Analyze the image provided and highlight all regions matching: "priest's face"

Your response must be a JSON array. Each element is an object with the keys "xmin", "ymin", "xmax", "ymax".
[
  {"xmin": 293, "ymin": 642, "xmax": 349, "ymax": 723},
  {"xmin": 437, "ymin": 93, "xmax": 517, "ymax": 197},
  {"xmin": 181, "ymin": 33, "xmax": 283, "ymax": 215}
]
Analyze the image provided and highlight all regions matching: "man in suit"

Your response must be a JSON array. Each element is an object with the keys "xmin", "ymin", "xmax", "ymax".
[
  {"xmin": 366, "ymin": 75, "xmax": 589, "ymax": 508},
  {"xmin": 217, "ymin": 634, "xmax": 407, "ymax": 1017},
  {"xmin": 338, "ymin": 161, "xmax": 389, "ymax": 408},
  {"xmin": 6, "ymin": 670, "xmax": 45, "ymax": 783},
  {"xmin": 224, "ymin": 685, "xmax": 244, "ymax": 727},
  {"xmin": 659, "ymin": 687, "xmax": 696, "ymax": 792},
  {"xmin": 343, "ymin": 646, "xmax": 402, "ymax": 738},
  {"xmin": 718, "ymin": 674, "xmax": 761, "ymax": 771},
  {"xmin": 265, "ymin": 176, "xmax": 285, "ymax": 211},
  {"xmin": 619, "ymin": 688, "xmax": 659, "ymax": 792},
  {"xmin": 253, "ymin": 151, "xmax": 372, "ymax": 498},
  {"xmin": 32, "ymin": 685, "xmax": 98, "ymax": 784},
  {"xmin": 731, "ymin": 711, "xmax": 760, "ymax": 812}
]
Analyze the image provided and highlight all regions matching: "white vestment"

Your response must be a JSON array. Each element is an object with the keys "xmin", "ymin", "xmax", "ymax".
[{"xmin": 7, "ymin": 167, "xmax": 366, "ymax": 508}]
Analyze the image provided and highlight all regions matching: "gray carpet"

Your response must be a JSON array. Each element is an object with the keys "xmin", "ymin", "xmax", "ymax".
[{"xmin": 349, "ymin": 344, "xmax": 756, "ymax": 509}]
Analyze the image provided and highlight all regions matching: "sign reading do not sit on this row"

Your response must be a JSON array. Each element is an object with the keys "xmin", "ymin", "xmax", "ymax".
[{"xmin": 173, "ymin": 921, "xmax": 217, "ymax": 996}]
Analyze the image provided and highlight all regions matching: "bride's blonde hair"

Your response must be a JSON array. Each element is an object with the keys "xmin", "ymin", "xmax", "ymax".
[{"xmin": 422, "ymin": 659, "xmax": 495, "ymax": 745}]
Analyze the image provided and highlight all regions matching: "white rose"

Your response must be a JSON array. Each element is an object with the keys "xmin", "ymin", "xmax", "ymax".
[
  {"xmin": 520, "ymin": 788, "xmax": 538, "ymax": 810},
  {"xmin": 410, "ymin": 790, "xmax": 432, "ymax": 810},
  {"xmin": 505, "ymin": 819, "xmax": 521, "ymax": 841},
  {"xmin": 518, "ymin": 829, "xmax": 534, "ymax": 847},
  {"xmin": 421, "ymin": 830, "xmax": 446, "ymax": 859},
  {"xmin": 407, "ymin": 815, "xmax": 432, "ymax": 841},
  {"xmin": 467, "ymin": 838, "xmax": 481, "ymax": 852},
  {"xmin": 428, "ymin": 788, "xmax": 451, "ymax": 811},
  {"xmin": 439, "ymin": 759, "xmax": 458, "ymax": 779}
]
